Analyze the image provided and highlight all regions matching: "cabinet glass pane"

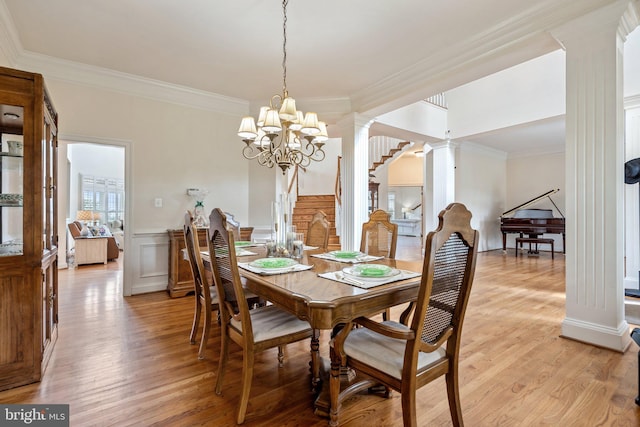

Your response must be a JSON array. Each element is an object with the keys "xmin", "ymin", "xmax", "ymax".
[{"xmin": 0, "ymin": 104, "xmax": 24, "ymax": 256}]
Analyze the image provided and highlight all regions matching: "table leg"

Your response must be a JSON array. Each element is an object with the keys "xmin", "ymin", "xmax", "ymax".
[
  {"xmin": 310, "ymin": 328, "xmax": 321, "ymax": 391},
  {"xmin": 329, "ymin": 345, "xmax": 340, "ymax": 427}
]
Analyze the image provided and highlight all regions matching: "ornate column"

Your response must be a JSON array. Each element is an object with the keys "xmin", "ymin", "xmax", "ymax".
[
  {"xmin": 338, "ymin": 113, "xmax": 374, "ymax": 251},
  {"xmin": 422, "ymin": 140, "xmax": 457, "ymax": 235},
  {"xmin": 551, "ymin": 0, "xmax": 639, "ymax": 351}
]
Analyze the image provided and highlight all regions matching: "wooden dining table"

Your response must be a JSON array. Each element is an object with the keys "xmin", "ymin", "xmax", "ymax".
[{"xmin": 201, "ymin": 246, "xmax": 423, "ymax": 416}]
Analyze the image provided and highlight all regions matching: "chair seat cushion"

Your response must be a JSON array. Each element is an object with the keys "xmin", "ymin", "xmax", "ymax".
[
  {"xmin": 343, "ymin": 320, "xmax": 446, "ymax": 379},
  {"xmin": 231, "ymin": 305, "xmax": 310, "ymax": 343},
  {"xmin": 209, "ymin": 286, "xmax": 219, "ymax": 305}
]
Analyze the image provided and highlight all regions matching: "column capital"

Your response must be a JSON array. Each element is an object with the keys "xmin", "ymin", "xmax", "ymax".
[
  {"xmin": 336, "ymin": 112, "xmax": 376, "ymax": 131},
  {"xmin": 424, "ymin": 140, "xmax": 458, "ymax": 151},
  {"xmin": 551, "ymin": 0, "xmax": 639, "ymax": 48}
]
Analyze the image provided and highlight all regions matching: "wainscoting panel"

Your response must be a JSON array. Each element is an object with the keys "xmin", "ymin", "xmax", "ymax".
[{"xmin": 128, "ymin": 231, "xmax": 170, "ymax": 295}]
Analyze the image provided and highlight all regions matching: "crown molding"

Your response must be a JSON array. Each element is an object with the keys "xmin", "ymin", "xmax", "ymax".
[
  {"xmin": 350, "ymin": 0, "xmax": 615, "ymax": 116},
  {"xmin": 0, "ymin": 1, "xmax": 249, "ymax": 115},
  {"xmin": 16, "ymin": 51, "xmax": 250, "ymax": 115},
  {"xmin": 507, "ymin": 146, "xmax": 565, "ymax": 159},
  {"xmin": 247, "ymin": 96, "xmax": 351, "ymax": 126},
  {"xmin": 457, "ymin": 141, "xmax": 509, "ymax": 160},
  {"xmin": 626, "ymin": 94, "xmax": 640, "ymax": 109}
]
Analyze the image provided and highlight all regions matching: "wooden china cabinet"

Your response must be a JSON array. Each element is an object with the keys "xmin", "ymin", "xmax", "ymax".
[{"xmin": 0, "ymin": 66, "xmax": 59, "ymax": 391}]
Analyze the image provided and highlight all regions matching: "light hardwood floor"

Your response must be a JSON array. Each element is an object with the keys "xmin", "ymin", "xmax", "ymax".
[{"xmin": 1, "ymin": 242, "xmax": 639, "ymax": 426}]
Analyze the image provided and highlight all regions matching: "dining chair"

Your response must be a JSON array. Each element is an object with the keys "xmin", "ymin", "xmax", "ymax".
[
  {"xmin": 183, "ymin": 211, "xmax": 261, "ymax": 360},
  {"xmin": 360, "ymin": 209, "xmax": 398, "ymax": 320},
  {"xmin": 360, "ymin": 209, "xmax": 398, "ymax": 258},
  {"xmin": 330, "ymin": 203, "xmax": 479, "ymax": 427},
  {"xmin": 306, "ymin": 210, "xmax": 330, "ymax": 251},
  {"xmin": 183, "ymin": 211, "xmax": 218, "ymax": 360},
  {"xmin": 208, "ymin": 208, "xmax": 313, "ymax": 424},
  {"xmin": 224, "ymin": 211, "xmax": 241, "ymax": 240}
]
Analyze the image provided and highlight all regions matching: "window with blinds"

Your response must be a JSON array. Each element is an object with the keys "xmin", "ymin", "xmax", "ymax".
[{"xmin": 80, "ymin": 174, "xmax": 124, "ymax": 224}]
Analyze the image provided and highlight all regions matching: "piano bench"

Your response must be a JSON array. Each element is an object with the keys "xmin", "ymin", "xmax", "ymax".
[{"xmin": 515, "ymin": 237, "xmax": 554, "ymax": 259}]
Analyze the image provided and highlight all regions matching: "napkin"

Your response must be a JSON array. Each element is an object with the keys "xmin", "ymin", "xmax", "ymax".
[
  {"xmin": 311, "ymin": 253, "xmax": 384, "ymax": 263},
  {"xmin": 318, "ymin": 269, "xmax": 421, "ymax": 289},
  {"xmin": 238, "ymin": 262, "xmax": 314, "ymax": 275}
]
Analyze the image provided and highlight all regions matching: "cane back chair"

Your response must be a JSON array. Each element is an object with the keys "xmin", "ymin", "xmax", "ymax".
[
  {"xmin": 208, "ymin": 208, "xmax": 313, "ymax": 424},
  {"xmin": 330, "ymin": 203, "xmax": 479, "ymax": 427}
]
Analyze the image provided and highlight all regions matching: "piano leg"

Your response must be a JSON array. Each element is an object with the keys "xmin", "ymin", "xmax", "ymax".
[{"xmin": 502, "ymin": 233, "xmax": 507, "ymax": 252}]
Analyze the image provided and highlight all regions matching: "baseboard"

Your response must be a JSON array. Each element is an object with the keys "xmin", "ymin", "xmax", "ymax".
[{"xmin": 561, "ymin": 317, "xmax": 632, "ymax": 352}]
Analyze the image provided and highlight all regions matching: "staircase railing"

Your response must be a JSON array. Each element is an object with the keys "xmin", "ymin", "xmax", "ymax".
[
  {"xmin": 368, "ymin": 136, "xmax": 413, "ymax": 176},
  {"xmin": 287, "ymin": 164, "xmax": 303, "ymax": 196},
  {"xmin": 335, "ymin": 156, "xmax": 342, "ymax": 207}
]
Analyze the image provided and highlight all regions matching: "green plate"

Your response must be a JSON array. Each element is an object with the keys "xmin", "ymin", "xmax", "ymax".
[
  {"xmin": 329, "ymin": 250, "xmax": 362, "ymax": 259},
  {"xmin": 235, "ymin": 241, "xmax": 253, "ymax": 247},
  {"xmin": 344, "ymin": 264, "xmax": 399, "ymax": 280},
  {"xmin": 250, "ymin": 257, "xmax": 298, "ymax": 269}
]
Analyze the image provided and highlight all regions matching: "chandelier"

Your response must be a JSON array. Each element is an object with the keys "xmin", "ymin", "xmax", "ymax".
[{"xmin": 237, "ymin": 0, "xmax": 328, "ymax": 174}]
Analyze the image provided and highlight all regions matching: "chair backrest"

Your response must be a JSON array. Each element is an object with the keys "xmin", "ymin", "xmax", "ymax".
[
  {"xmin": 359, "ymin": 209, "xmax": 398, "ymax": 258},
  {"xmin": 183, "ymin": 211, "xmax": 211, "ymax": 308},
  {"xmin": 224, "ymin": 212, "xmax": 241, "ymax": 240},
  {"xmin": 68, "ymin": 221, "xmax": 81, "ymax": 238},
  {"xmin": 306, "ymin": 210, "xmax": 330, "ymax": 250},
  {"xmin": 208, "ymin": 208, "xmax": 254, "ymax": 339},
  {"xmin": 408, "ymin": 203, "xmax": 478, "ymax": 365}
]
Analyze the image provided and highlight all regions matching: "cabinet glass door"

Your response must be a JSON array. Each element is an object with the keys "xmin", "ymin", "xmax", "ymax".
[{"xmin": 0, "ymin": 104, "xmax": 24, "ymax": 256}]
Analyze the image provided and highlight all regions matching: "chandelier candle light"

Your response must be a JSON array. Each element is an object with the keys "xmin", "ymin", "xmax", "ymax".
[{"xmin": 237, "ymin": 0, "xmax": 329, "ymax": 173}]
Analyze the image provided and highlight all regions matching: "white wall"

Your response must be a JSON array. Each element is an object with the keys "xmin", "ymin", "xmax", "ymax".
[
  {"xmin": 388, "ymin": 154, "xmax": 423, "ymax": 186},
  {"xmin": 45, "ymin": 78, "xmax": 251, "ymax": 294},
  {"xmin": 376, "ymin": 101, "xmax": 448, "ymax": 140},
  {"xmin": 506, "ymin": 151, "xmax": 566, "ymax": 252},
  {"xmin": 447, "ymin": 50, "xmax": 566, "ymax": 138},
  {"xmin": 455, "ymin": 144, "xmax": 507, "ymax": 252},
  {"xmin": 625, "ymin": 27, "xmax": 640, "ymax": 98},
  {"xmin": 297, "ymin": 137, "xmax": 341, "ymax": 196}
]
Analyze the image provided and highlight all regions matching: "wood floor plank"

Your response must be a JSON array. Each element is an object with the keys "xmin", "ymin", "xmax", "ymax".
[{"xmin": 0, "ymin": 247, "xmax": 639, "ymax": 426}]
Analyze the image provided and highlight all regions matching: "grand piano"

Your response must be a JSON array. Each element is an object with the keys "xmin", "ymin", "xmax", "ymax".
[{"xmin": 500, "ymin": 189, "xmax": 566, "ymax": 254}]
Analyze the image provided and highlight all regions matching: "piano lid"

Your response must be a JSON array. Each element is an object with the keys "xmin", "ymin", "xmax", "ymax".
[{"xmin": 501, "ymin": 189, "xmax": 564, "ymax": 218}]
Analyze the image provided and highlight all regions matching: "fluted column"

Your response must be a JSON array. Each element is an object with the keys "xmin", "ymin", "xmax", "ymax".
[
  {"xmin": 338, "ymin": 113, "xmax": 374, "ymax": 250},
  {"xmin": 422, "ymin": 140, "xmax": 457, "ymax": 235},
  {"xmin": 551, "ymin": 0, "xmax": 638, "ymax": 351}
]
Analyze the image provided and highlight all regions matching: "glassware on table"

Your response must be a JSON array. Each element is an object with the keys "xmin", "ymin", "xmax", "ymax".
[
  {"xmin": 266, "ymin": 239, "xmax": 277, "ymax": 257},
  {"xmin": 291, "ymin": 232, "xmax": 304, "ymax": 259}
]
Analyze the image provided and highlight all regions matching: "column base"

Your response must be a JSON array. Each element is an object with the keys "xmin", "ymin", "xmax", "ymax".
[{"xmin": 561, "ymin": 317, "xmax": 632, "ymax": 352}]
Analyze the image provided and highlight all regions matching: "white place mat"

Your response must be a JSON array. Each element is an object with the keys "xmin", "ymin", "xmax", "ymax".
[
  {"xmin": 311, "ymin": 253, "xmax": 384, "ymax": 263},
  {"xmin": 234, "ymin": 242, "xmax": 265, "ymax": 248},
  {"xmin": 318, "ymin": 269, "xmax": 421, "ymax": 289},
  {"xmin": 235, "ymin": 248, "xmax": 258, "ymax": 257},
  {"xmin": 201, "ymin": 249, "xmax": 257, "ymax": 258},
  {"xmin": 238, "ymin": 262, "xmax": 314, "ymax": 275}
]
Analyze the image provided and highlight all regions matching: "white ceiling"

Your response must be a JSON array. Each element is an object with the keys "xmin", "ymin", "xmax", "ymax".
[{"xmin": 1, "ymin": 0, "xmax": 638, "ymax": 154}]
